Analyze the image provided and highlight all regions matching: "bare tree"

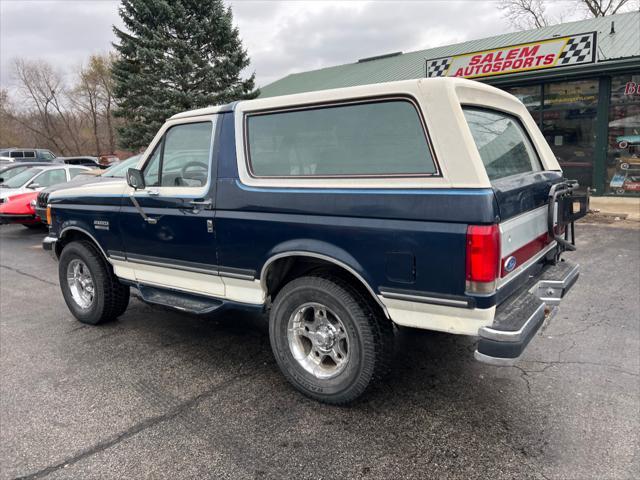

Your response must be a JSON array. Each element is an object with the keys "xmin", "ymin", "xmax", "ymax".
[
  {"xmin": 11, "ymin": 59, "xmax": 86, "ymax": 155},
  {"xmin": 499, "ymin": 0, "xmax": 639, "ymax": 29},
  {"xmin": 72, "ymin": 54, "xmax": 118, "ymax": 156},
  {"xmin": 94, "ymin": 54, "xmax": 117, "ymax": 155},
  {"xmin": 4, "ymin": 56, "xmax": 122, "ymax": 156},
  {"xmin": 498, "ymin": 0, "xmax": 555, "ymax": 29},
  {"xmin": 580, "ymin": 0, "xmax": 637, "ymax": 16},
  {"xmin": 74, "ymin": 63, "xmax": 102, "ymax": 155},
  {"xmin": 0, "ymin": 89, "xmax": 22, "ymax": 148}
]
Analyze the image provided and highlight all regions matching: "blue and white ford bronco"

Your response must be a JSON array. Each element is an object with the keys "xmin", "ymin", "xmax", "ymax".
[{"xmin": 43, "ymin": 78, "xmax": 587, "ymax": 404}]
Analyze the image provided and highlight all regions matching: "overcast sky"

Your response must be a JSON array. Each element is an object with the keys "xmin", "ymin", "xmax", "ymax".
[{"xmin": 0, "ymin": 0, "xmax": 612, "ymax": 92}]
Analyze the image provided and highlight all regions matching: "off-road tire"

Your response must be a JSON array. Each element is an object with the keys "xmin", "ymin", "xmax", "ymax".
[
  {"xmin": 59, "ymin": 240, "xmax": 130, "ymax": 325},
  {"xmin": 269, "ymin": 275, "xmax": 394, "ymax": 404}
]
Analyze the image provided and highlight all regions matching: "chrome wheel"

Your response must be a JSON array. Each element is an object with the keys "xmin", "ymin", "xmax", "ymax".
[
  {"xmin": 287, "ymin": 302, "xmax": 350, "ymax": 379},
  {"xmin": 66, "ymin": 259, "xmax": 95, "ymax": 309}
]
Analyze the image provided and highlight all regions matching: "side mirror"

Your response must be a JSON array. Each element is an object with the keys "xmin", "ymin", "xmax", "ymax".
[
  {"xmin": 27, "ymin": 183, "xmax": 40, "ymax": 189},
  {"xmin": 126, "ymin": 168, "xmax": 145, "ymax": 190}
]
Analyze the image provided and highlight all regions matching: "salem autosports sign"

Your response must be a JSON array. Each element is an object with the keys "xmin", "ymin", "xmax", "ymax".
[{"xmin": 426, "ymin": 32, "xmax": 596, "ymax": 79}]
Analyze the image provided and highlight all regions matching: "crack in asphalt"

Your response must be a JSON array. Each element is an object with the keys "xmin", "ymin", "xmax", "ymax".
[
  {"xmin": 512, "ymin": 365, "xmax": 533, "ymax": 395},
  {"xmin": 548, "ymin": 315, "xmax": 607, "ymax": 339},
  {"xmin": 13, "ymin": 365, "xmax": 262, "ymax": 480},
  {"xmin": 520, "ymin": 359, "xmax": 639, "ymax": 378},
  {"xmin": 0, "ymin": 264, "xmax": 58, "ymax": 287}
]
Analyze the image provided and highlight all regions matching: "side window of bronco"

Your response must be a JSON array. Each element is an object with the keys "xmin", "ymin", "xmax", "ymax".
[
  {"xmin": 463, "ymin": 108, "xmax": 542, "ymax": 181},
  {"xmin": 142, "ymin": 121, "xmax": 213, "ymax": 188},
  {"xmin": 245, "ymin": 99, "xmax": 437, "ymax": 177}
]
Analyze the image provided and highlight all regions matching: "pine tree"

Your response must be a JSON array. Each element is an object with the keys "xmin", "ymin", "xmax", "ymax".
[{"xmin": 112, "ymin": 0, "xmax": 258, "ymax": 150}]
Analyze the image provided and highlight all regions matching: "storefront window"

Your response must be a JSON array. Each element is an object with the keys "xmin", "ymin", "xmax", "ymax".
[
  {"xmin": 504, "ymin": 85, "xmax": 542, "ymax": 123},
  {"xmin": 542, "ymin": 79, "xmax": 599, "ymax": 190},
  {"xmin": 605, "ymin": 73, "xmax": 640, "ymax": 195}
]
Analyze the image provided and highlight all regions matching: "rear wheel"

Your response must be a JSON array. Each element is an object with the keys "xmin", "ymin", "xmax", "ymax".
[
  {"xmin": 269, "ymin": 275, "xmax": 394, "ymax": 404},
  {"xmin": 58, "ymin": 240, "xmax": 130, "ymax": 325}
]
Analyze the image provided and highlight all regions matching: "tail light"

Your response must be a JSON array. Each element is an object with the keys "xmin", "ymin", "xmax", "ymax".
[{"xmin": 465, "ymin": 224, "xmax": 500, "ymax": 294}]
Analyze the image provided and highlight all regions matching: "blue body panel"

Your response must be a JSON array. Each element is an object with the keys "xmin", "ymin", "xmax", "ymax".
[
  {"xmin": 51, "ymin": 196, "xmax": 126, "ymax": 257},
  {"xmin": 117, "ymin": 199, "xmax": 218, "ymax": 269},
  {"xmin": 492, "ymin": 171, "xmax": 563, "ymax": 221}
]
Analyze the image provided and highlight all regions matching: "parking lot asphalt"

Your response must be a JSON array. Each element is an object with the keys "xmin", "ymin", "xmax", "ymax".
[{"xmin": 1, "ymin": 221, "xmax": 638, "ymax": 480}]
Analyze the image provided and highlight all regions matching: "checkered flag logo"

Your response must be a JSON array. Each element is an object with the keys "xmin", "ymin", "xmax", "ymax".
[
  {"xmin": 558, "ymin": 35, "xmax": 593, "ymax": 65},
  {"xmin": 427, "ymin": 57, "xmax": 452, "ymax": 77}
]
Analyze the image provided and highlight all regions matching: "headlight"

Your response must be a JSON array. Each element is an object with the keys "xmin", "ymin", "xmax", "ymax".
[{"xmin": 30, "ymin": 199, "xmax": 36, "ymax": 207}]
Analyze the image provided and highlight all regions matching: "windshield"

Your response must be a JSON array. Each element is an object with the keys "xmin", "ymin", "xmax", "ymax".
[
  {"xmin": 1, "ymin": 167, "xmax": 43, "ymax": 188},
  {"xmin": 103, "ymin": 155, "xmax": 141, "ymax": 178},
  {"xmin": 0, "ymin": 166, "xmax": 31, "ymax": 183}
]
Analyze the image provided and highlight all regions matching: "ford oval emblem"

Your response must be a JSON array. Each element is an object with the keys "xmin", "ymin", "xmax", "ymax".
[{"xmin": 504, "ymin": 256, "xmax": 517, "ymax": 272}]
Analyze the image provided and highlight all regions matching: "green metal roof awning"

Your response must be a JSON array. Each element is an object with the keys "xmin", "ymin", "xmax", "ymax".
[{"xmin": 260, "ymin": 11, "xmax": 640, "ymax": 97}]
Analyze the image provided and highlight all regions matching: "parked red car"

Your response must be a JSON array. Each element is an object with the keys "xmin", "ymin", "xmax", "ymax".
[{"xmin": 0, "ymin": 191, "xmax": 42, "ymax": 228}]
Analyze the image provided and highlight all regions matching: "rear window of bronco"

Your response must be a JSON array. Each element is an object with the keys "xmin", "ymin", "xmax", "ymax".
[
  {"xmin": 463, "ymin": 108, "xmax": 542, "ymax": 181},
  {"xmin": 246, "ymin": 99, "xmax": 437, "ymax": 177}
]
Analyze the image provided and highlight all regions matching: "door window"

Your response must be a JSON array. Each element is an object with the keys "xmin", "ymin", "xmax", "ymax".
[
  {"xmin": 69, "ymin": 168, "xmax": 88, "ymax": 179},
  {"xmin": 142, "ymin": 122, "xmax": 213, "ymax": 188},
  {"xmin": 23, "ymin": 151, "xmax": 36, "ymax": 158},
  {"xmin": 10, "ymin": 151, "xmax": 23, "ymax": 158},
  {"xmin": 32, "ymin": 169, "xmax": 66, "ymax": 187},
  {"xmin": 143, "ymin": 144, "xmax": 162, "ymax": 187}
]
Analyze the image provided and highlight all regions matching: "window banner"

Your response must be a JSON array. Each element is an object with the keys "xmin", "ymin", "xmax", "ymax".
[{"xmin": 426, "ymin": 32, "xmax": 596, "ymax": 79}]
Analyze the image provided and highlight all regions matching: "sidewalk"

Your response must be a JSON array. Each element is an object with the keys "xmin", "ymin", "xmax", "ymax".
[{"xmin": 589, "ymin": 196, "xmax": 640, "ymax": 221}]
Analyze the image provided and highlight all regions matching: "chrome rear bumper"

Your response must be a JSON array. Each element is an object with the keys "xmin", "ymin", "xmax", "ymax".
[{"xmin": 475, "ymin": 260, "xmax": 579, "ymax": 366}]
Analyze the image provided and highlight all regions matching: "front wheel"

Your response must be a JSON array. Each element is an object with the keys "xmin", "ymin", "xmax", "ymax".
[
  {"xmin": 269, "ymin": 275, "xmax": 394, "ymax": 404},
  {"xmin": 58, "ymin": 240, "xmax": 130, "ymax": 325}
]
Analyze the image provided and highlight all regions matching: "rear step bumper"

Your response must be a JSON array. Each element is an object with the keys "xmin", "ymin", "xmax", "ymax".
[{"xmin": 474, "ymin": 260, "xmax": 579, "ymax": 366}]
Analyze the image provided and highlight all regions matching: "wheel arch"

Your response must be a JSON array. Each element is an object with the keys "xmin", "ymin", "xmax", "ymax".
[
  {"xmin": 260, "ymin": 250, "xmax": 389, "ymax": 318},
  {"xmin": 55, "ymin": 226, "xmax": 109, "ymax": 261}
]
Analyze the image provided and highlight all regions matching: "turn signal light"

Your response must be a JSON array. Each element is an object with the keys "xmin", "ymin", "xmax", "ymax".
[
  {"xmin": 46, "ymin": 206, "xmax": 52, "ymax": 225},
  {"xmin": 465, "ymin": 224, "xmax": 500, "ymax": 294}
]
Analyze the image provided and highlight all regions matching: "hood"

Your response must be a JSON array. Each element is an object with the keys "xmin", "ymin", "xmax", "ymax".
[
  {"xmin": 0, "ymin": 191, "xmax": 37, "ymax": 213},
  {"xmin": 41, "ymin": 175, "xmax": 123, "ymax": 196}
]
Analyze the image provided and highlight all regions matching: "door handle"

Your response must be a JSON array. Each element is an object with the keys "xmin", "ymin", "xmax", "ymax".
[
  {"xmin": 189, "ymin": 198, "xmax": 213, "ymax": 211},
  {"xmin": 145, "ymin": 189, "xmax": 159, "ymax": 196}
]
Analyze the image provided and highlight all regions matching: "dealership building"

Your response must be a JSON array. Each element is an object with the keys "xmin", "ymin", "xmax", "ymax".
[{"xmin": 261, "ymin": 12, "xmax": 640, "ymax": 196}]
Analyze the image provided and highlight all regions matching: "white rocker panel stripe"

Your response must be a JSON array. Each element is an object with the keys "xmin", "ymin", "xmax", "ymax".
[
  {"xmin": 110, "ymin": 259, "xmax": 264, "ymax": 305},
  {"xmin": 379, "ymin": 295, "xmax": 495, "ymax": 335}
]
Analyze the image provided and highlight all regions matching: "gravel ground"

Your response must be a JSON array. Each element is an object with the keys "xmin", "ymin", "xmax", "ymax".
[{"xmin": 0, "ymin": 222, "xmax": 638, "ymax": 480}]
